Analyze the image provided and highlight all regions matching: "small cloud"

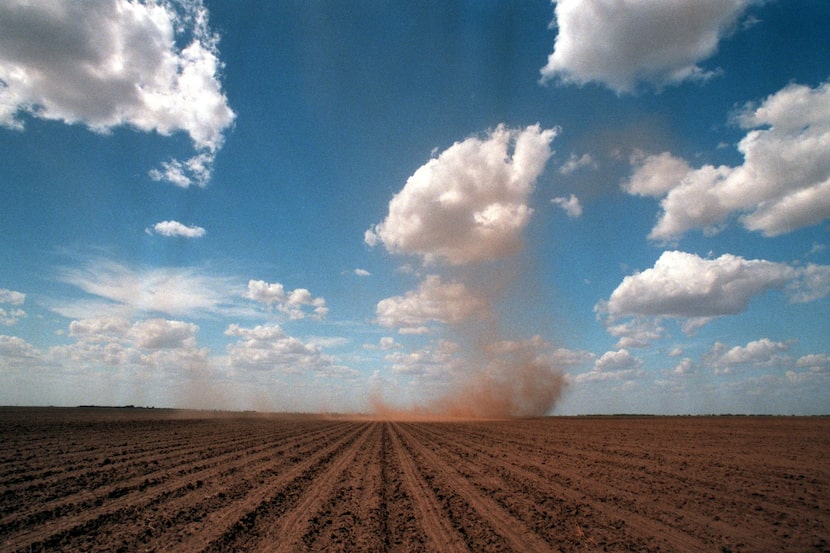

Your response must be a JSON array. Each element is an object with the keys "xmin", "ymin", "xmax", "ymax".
[
  {"xmin": 551, "ymin": 194, "xmax": 583, "ymax": 218},
  {"xmin": 245, "ymin": 280, "xmax": 328, "ymax": 320},
  {"xmin": 559, "ymin": 153, "xmax": 596, "ymax": 175},
  {"xmin": 363, "ymin": 336, "xmax": 402, "ymax": 351},
  {"xmin": 354, "ymin": 268, "xmax": 371, "ymax": 277},
  {"xmin": 0, "ymin": 288, "xmax": 25, "ymax": 305},
  {"xmin": 0, "ymin": 288, "xmax": 27, "ymax": 326},
  {"xmin": 147, "ymin": 220, "xmax": 206, "ymax": 238},
  {"xmin": 673, "ymin": 358, "xmax": 695, "ymax": 376},
  {"xmin": 149, "ymin": 152, "xmax": 216, "ymax": 189}
]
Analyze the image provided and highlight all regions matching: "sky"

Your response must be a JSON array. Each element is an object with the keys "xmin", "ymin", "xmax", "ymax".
[{"xmin": 1, "ymin": 0, "xmax": 829, "ymax": 415}]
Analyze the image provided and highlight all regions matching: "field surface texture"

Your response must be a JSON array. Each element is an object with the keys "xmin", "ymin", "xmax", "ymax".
[{"xmin": 1, "ymin": 408, "xmax": 829, "ymax": 552}]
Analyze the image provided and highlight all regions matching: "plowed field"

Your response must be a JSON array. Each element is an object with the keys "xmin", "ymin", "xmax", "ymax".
[{"xmin": 1, "ymin": 408, "xmax": 828, "ymax": 552}]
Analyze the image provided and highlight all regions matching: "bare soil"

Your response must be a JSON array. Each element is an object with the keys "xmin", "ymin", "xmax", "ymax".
[{"xmin": 1, "ymin": 407, "xmax": 828, "ymax": 552}]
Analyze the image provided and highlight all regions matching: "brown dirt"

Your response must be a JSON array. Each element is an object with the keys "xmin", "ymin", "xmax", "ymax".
[{"xmin": 1, "ymin": 408, "xmax": 829, "ymax": 552}]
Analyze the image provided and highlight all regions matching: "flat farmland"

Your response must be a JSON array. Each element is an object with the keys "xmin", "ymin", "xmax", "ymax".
[{"xmin": 1, "ymin": 408, "xmax": 828, "ymax": 552}]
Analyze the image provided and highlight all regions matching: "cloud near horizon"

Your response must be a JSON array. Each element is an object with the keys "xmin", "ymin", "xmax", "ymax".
[
  {"xmin": 597, "ymin": 251, "xmax": 830, "ymax": 342},
  {"xmin": 541, "ymin": 0, "xmax": 756, "ymax": 93},
  {"xmin": 625, "ymin": 80, "xmax": 830, "ymax": 240},
  {"xmin": 0, "ymin": 0, "xmax": 235, "ymax": 187},
  {"xmin": 224, "ymin": 323, "xmax": 354, "ymax": 378},
  {"xmin": 705, "ymin": 338, "xmax": 793, "ymax": 374}
]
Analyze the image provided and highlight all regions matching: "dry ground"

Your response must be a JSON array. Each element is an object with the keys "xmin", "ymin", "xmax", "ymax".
[{"xmin": 1, "ymin": 407, "xmax": 828, "ymax": 552}]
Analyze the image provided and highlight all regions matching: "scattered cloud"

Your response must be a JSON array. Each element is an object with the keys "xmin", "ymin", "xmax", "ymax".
[
  {"xmin": 540, "ymin": 0, "xmax": 756, "ymax": 93},
  {"xmin": 131, "ymin": 318, "xmax": 199, "ymax": 350},
  {"xmin": 673, "ymin": 357, "xmax": 695, "ymax": 376},
  {"xmin": 244, "ymin": 280, "xmax": 328, "ymax": 320},
  {"xmin": 624, "ymin": 80, "xmax": 830, "ymax": 240},
  {"xmin": 0, "ymin": 289, "xmax": 25, "ymax": 305},
  {"xmin": 0, "ymin": 334, "xmax": 39, "ymax": 360},
  {"xmin": 147, "ymin": 220, "xmax": 206, "ymax": 238},
  {"xmin": 559, "ymin": 153, "xmax": 596, "ymax": 175},
  {"xmin": 54, "ymin": 315, "xmax": 209, "ymax": 373},
  {"xmin": 148, "ymin": 152, "xmax": 217, "ymax": 189},
  {"xmin": 354, "ymin": 268, "xmax": 371, "ymax": 277},
  {"xmin": 796, "ymin": 353, "xmax": 830, "ymax": 373},
  {"xmin": 606, "ymin": 317, "xmax": 666, "ymax": 349},
  {"xmin": 363, "ymin": 336, "xmax": 402, "ymax": 351},
  {"xmin": 375, "ymin": 275, "xmax": 488, "ymax": 332},
  {"xmin": 0, "ymin": 288, "xmax": 26, "ymax": 326},
  {"xmin": 0, "ymin": 0, "xmax": 235, "ymax": 187},
  {"xmin": 705, "ymin": 338, "xmax": 792, "ymax": 374},
  {"xmin": 574, "ymin": 349, "xmax": 645, "ymax": 383},
  {"xmin": 366, "ymin": 124, "xmax": 557, "ymax": 265},
  {"xmin": 384, "ymin": 340, "xmax": 462, "ymax": 377},
  {"xmin": 551, "ymin": 194, "xmax": 583, "ymax": 218},
  {"xmin": 224, "ymin": 323, "xmax": 352, "ymax": 377}
]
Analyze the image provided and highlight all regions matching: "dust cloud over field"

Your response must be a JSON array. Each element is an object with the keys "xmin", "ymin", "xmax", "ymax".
[{"xmin": 371, "ymin": 350, "xmax": 566, "ymax": 420}]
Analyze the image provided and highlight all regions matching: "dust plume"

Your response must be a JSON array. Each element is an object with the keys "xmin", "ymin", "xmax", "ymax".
[
  {"xmin": 370, "ymin": 337, "xmax": 567, "ymax": 420},
  {"xmin": 367, "ymin": 123, "xmax": 565, "ymax": 419}
]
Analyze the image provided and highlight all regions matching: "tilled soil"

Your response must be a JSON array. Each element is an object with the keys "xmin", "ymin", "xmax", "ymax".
[{"xmin": 1, "ymin": 408, "xmax": 828, "ymax": 552}]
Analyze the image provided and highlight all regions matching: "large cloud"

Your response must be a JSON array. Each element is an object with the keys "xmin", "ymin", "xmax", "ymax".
[
  {"xmin": 366, "ymin": 124, "xmax": 557, "ymax": 265},
  {"xmin": 375, "ymin": 275, "xmax": 488, "ymax": 333},
  {"xmin": 625, "ymin": 80, "xmax": 830, "ymax": 240},
  {"xmin": 0, "ymin": 0, "xmax": 235, "ymax": 187},
  {"xmin": 603, "ymin": 251, "xmax": 794, "ymax": 319},
  {"xmin": 541, "ymin": 0, "xmax": 755, "ymax": 93},
  {"xmin": 598, "ymin": 251, "xmax": 830, "ymax": 339}
]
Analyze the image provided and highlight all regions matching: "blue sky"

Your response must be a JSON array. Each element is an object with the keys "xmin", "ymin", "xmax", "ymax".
[{"xmin": 1, "ymin": 0, "xmax": 828, "ymax": 415}]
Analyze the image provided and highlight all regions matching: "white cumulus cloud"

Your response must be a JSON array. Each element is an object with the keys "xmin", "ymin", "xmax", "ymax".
[
  {"xmin": 0, "ymin": 289, "xmax": 25, "ymax": 305},
  {"xmin": 0, "ymin": 288, "xmax": 26, "ymax": 326},
  {"xmin": 148, "ymin": 220, "xmax": 206, "ymax": 238},
  {"xmin": 244, "ymin": 280, "xmax": 328, "ymax": 320},
  {"xmin": 375, "ymin": 275, "xmax": 488, "ymax": 332},
  {"xmin": 706, "ymin": 338, "xmax": 792, "ymax": 373},
  {"xmin": 597, "ymin": 251, "xmax": 830, "ymax": 340},
  {"xmin": 0, "ymin": 0, "xmax": 235, "ymax": 187},
  {"xmin": 559, "ymin": 153, "xmax": 596, "ymax": 175},
  {"xmin": 551, "ymin": 194, "xmax": 583, "ymax": 218},
  {"xmin": 625, "ymin": 80, "xmax": 830, "ymax": 240},
  {"xmin": 574, "ymin": 349, "xmax": 645, "ymax": 382},
  {"xmin": 224, "ymin": 323, "xmax": 352, "ymax": 377},
  {"xmin": 602, "ymin": 251, "xmax": 794, "ymax": 319},
  {"xmin": 366, "ymin": 124, "xmax": 557, "ymax": 265},
  {"xmin": 541, "ymin": 0, "xmax": 756, "ymax": 93}
]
